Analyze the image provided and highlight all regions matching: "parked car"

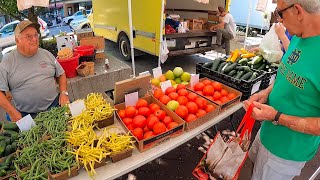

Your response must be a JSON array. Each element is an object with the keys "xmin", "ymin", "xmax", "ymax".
[
  {"xmin": 63, "ymin": 10, "xmax": 91, "ymax": 25},
  {"xmin": 42, "ymin": 18, "xmax": 53, "ymax": 27},
  {"xmin": 0, "ymin": 17, "xmax": 50, "ymax": 48},
  {"xmin": 70, "ymin": 18, "xmax": 90, "ymax": 31}
]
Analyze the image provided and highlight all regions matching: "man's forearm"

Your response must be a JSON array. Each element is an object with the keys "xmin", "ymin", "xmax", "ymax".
[
  {"xmin": 261, "ymin": 83, "xmax": 274, "ymax": 96},
  {"xmin": 279, "ymin": 35, "xmax": 290, "ymax": 51},
  {"xmin": 0, "ymin": 91, "xmax": 18, "ymax": 116},
  {"xmin": 279, "ymin": 114, "xmax": 320, "ymax": 136},
  {"xmin": 56, "ymin": 73, "xmax": 67, "ymax": 92}
]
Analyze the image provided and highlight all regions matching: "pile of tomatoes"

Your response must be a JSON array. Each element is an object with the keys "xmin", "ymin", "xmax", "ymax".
[
  {"xmin": 153, "ymin": 84, "xmax": 216, "ymax": 123},
  {"xmin": 118, "ymin": 99, "xmax": 179, "ymax": 140},
  {"xmin": 190, "ymin": 79, "xmax": 237, "ymax": 104}
]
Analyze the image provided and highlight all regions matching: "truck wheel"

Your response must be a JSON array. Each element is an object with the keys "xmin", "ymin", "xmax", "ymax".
[
  {"xmin": 119, "ymin": 35, "xmax": 131, "ymax": 61},
  {"xmin": 67, "ymin": 19, "xmax": 73, "ymax": 25},
  {"xmin": 81, "ymin": 24, "xmax": 90, "ymax": 29}
]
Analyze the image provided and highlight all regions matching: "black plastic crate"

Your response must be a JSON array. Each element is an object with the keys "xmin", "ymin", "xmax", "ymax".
[
  {"xmin": 260, "ymin": 68, "xmax": 278, "ymax": 90},
  {"xmin": 79, "ymin": 52, "xmax": 96, "ymax": 64},
  {"xmin": 197, "ymin": 62, "xmax": 265, "ymax": 101}
]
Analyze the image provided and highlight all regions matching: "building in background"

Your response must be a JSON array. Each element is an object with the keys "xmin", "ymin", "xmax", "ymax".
[{"xmin": 62, "ymin": 0, "xmax": 92, "ymax": 17}]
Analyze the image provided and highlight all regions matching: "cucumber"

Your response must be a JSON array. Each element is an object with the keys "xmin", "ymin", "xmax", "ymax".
[
  {"xmin": 211, "ymin": 59, "xmax": 221, "ymax": 71},
  {"xmin": 248, "ymin": 72, "xmax": 258, "ymax": 81},
  {"xmin": 5, "ymin": 154, "xmax": 14, "ymax": 165},
  {"xmin": 0, "ymin": 169, "xmax": 6, "ymax": 177},
  {"xmin": 221, "ymin": 63, "xmax": 231, "ymax": 73},
  {"xmin": 238, "ymin": 58, "xmax": 248, "ymax": 64},
  {"xmin": 203, "ymin": 62, "xmax": 213, "ymax": 68},
  {"xmin": 2, "ymin": 123, "xmax": 19, "ymax": 132},
  {"xmin": 0, "ymin": 136, "xmax": 7, "ymax": 141},
  {"xmin": 235, "ymin": 71, "xmax": 244, "ymax": 79},
  {"xmin": 11, "ymin": 142, "xmax": 17, "ymax": 152},
  {"xmin": 242, "ymin": 66, "xmax": 253, "ymax": 72},
  {"xmin": 252, "ymin": 62, "xmax": 263, "ymax": 69},
  {"xmin": 224, "ymin": 63, "xmax": 237, "ymax": 74},
  {"xmin": 252, "ymin": 56, "xmax": 263, "ymax": 65},
  {"xmin": 235, "ymin": 66, "xmax": 244, "ymax": 71},
  {"xmin": 228, "ymin": 70, "xmax": 237, "ymax": 77},
  {"xmin": 217, "ymin": 62, "xmax": 227, "ymax": 72},
  {"xmin": 241, "ymin": 72, "xmax": 253, "ymax": 80},
  {"xmin": 4, "ymin": 145, "xmax": 11, "ymax": 156},
  {"xmin": 4, "ymin": 139, "xmax": 11, "ymax": 146},
  {"xmin": 257, "ymin": 63, "xmax": 267, "ymax": 71},
  {"xmin": 2, "ymin": 130, "xmax": 18, "ymax": 137}
]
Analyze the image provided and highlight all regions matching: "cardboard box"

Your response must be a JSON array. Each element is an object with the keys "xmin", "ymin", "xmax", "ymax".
[
  {"xmin": 187, "ymin": 78, "xmax": 242, "ymax": 111},
  {"xmin": 77, "ymin": 32, "xmax": 94, "ymax": 41},
  {"xmin": 80, "ymin": 36, "xmax": 105, "ymax": 51},
  {"xmin": 115, "ymin": 95, "xmax": 185, "ymax": 152},
  {"xmin": 208, "ymin": 14, "xmax": 220, "ymax": 22},
  {"xmin": 49, "ymin": 166, "xmax": 79, "ymax": 180},
  {"xmin": 154, "ymin": 93, "xmax": 220, "ymax": 131},
  {"xmin": 188, "ymin": 19, "xmax": 203, "ymax": 31},
  {"xmin": 95, "ymin": 52, "xmax": 106, "ymax": 61}
]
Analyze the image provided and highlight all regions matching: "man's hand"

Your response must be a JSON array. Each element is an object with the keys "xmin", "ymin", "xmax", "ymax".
[
  {"xmin": 251, "ymin": 101, "xmax": 277, "ymax": 121},
  {"xmin": 243, "ymin": 90, "xmax": 269, "ymax": 110},
  {"xmin": 59, "ymin": 94, "xmax": 70, "ymax": 106},
  {"xmin": 275, "ymin": 23, "xmax": 286, "ymax": 39},
  {"xmin": 10, "ymin": 111, "xmax": 22, "ymax": 122}
]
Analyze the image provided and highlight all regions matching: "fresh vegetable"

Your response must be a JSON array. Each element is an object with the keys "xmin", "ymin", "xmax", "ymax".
[
  {"xmin": 211, "ymin": 59, "xmax": 221, "ymax": 71},
  {"xmin": 2, "ymin": 123, "xmax": 19, "ymax": 132},
  {"xmin": 241, "ymin": 72, "xmax": 253, "ymax": 80}
]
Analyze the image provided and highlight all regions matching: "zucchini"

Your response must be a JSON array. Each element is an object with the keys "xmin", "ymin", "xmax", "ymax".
[
  {"xmin": 257, "ymin": 63, "xmax": 267, "ymax": 71},
  {"xmin": 2, "ymin": 123, "xmax": 19, "ymax": 132},
  {"xmin": 5, "ymin": 154, "xmax": 14, "ymax": 165},
  {"xmin": 211, "ymin": 59, "xmax": 221, "ymax": 71},
  {"xmin": 241, "ymin": 72, "xmax": 253, "ymax": 80},
  {"xmin": 252, "ymin": 55, "xmax": 263, "ymax": 65},
  {"xmin": 238, "ymin": 58, "xmax": 248, "ymax": 64},
  {"xmin": 0, "ymin": 169, "xmax": 6, "ymax": 177},
  {"xmin": 243, "ymin": 66, "xmax": 253, "ymax": 72},
  {"xmin": 203, "ymin": 62, "xmax": 213, "ymax": 68},
  {"xmin": 4, "ymin": 139, "xmax": 10, "ymax": 146},
  {"xmin": 224, "ymin": 63, "xmax": 237, "ymax": 74},
  {"xmin": 10, "ymin": 142, "xmax": 17, "ymax": 152},
  {"xmin": 235, "ymin": 66, "xmax": 244, "ymax": 71},
  {"xmin": 235, "ymin": 71, "xmax": 244, "ymax": 79},
  {"xmin": 221, "ymin": 63, "xmax": 231, "ymax": 73},
  {"xmin": 0, "ymin": 136, "xmax": 7, "ymax": 141},
  {"xmin": 248, "ymin": 72, "xmax": 258, "ymax": 81},
  {"xmin": 252, "ymin": 62, "xmax": 263, "ymax": 69},
  {"xmin": 217, "ymin": 62, "xmax": 227, "ymax": 72},
  {"xmin": 228, "ymin": 70, "xmax": 237, "ymax": 77},
  {"xmin": 0, "ymin": 141, "xmax": 6, "ymax": 156},
  {"xmin": 4, "ymin": 145, "xmax": 11, "ymax": 156},
  {"xmin": 2, "ymin": 130, "xmax": 18, "ymax": 137}
]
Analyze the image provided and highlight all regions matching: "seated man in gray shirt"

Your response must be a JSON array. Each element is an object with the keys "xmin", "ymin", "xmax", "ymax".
[{"xmin": 0, "ymin": 20, "xmax": 69, "ymax": 121}]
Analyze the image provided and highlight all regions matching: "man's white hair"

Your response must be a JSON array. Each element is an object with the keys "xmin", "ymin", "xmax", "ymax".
[{"xmin": 284, "ymin": 0, "xmax": 320, "ymax": 13}]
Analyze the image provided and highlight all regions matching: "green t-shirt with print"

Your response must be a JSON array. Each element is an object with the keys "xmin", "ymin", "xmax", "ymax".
[{"xmin": 260, "ymin": 35, "xmax": 320, "ymax": 161}]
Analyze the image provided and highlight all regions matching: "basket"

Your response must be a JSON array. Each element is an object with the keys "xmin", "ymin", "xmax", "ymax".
[
  {"xmin": 76, "ymin": 64, "xmax": 90, "ymax": 77},
  {"xmin": 86, "ymin": 62, "xmax": 95, "ymax": 75},
  {"xmin": 74, "ymin": 45, "xmax": 95, "ymax": 56},
  {"xmin": 57, "ymin": 53, "xmax": 80, "ymax": 78}
]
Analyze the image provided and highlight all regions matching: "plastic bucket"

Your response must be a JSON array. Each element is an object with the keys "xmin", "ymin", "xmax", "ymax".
[
  {"xmin": 74, "ymin": 45, "xmax": 95, "ymax": 56},
  {"xmin": 57, "ymin": 53, "xmax": 80, "ymax": 78}
]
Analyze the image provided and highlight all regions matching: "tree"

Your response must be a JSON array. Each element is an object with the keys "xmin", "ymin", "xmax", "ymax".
[{"xmin": 0, "ymin": 0, "xmax": 48, "ymax": 23}]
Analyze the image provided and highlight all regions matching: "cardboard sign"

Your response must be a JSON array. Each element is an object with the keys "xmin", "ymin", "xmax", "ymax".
[
  {"xmin": 152, "ymin": 67, "xmax": 162, "ymax": 78},
  {"xmin": 56, "ymin": 35, "xmax": 77, "ymax": 51},
  {"xmin": 125, "ymin": 92, "xmax": 139, "ymax": 107},
  {"xmin": 269, "ymin": 74, "xmax": 276, "ymax": 85},
  {"xmin": 16, "ymin": 114, "xmax": 36, "ymax": 132},
  {"xmin": 69, "ymin": 100, "xmax": 86, "ymax": 117},
  {"xmin": 190, "ymin": 74, "xmax": 200, "ymax": 87},
  {"xmin": 160, "ymin": 80, "xmax": 172, "ymax": 92},
  {"xmin": 251, "ymin": 81, "xmax": 262, "ymax": 95},
  {"xmin": 139, "ymin": 71, "xmax": 151, "ymax": 76},
  {"xmin": 80, "ymin": 36, "xmax": 105, "ymax": 50}
]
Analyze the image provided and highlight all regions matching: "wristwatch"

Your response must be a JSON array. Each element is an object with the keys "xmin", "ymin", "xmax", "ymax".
[
  {"xmin": 272, "ymin": 111, "xmax": 282, "ymax": 126},
  {"xmin": 61, "ymin": 91, "xmax": 69, "ymax": 96}
]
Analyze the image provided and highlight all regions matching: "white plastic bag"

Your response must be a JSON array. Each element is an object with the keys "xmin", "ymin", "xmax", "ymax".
[
  {"xmin": 160, "ymin": 39, "xmax": 169, "ymax": 64},
  {"xmin": 259, "ymin": 24, "xmax": 283, "ymax": 63},
  {"xmin": 17, "ymin": 0, "xmax": 49, "ymax": 11},
  {"xmin": 178, "ymin": 24, "xmax": 186, "ymax": 33}
]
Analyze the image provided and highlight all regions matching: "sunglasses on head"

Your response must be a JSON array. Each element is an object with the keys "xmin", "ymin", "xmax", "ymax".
[{"xmin": 274, "ymin": 4, "xmax": 295, "ymax": 19}]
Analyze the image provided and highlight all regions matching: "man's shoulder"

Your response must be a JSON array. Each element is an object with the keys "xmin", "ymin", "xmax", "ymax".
[
  {"xmin": 38, "ymin": 48, "xmax": 53, "ymax": 56},
  {"xmin": 1, "ymin": 49, "xmax": 18, "ymax": 65}
]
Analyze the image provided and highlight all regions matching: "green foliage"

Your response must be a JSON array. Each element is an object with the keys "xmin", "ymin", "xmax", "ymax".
[{"xmin": 40, "ymin": 37, "xmax": 58, "ymax": 57}]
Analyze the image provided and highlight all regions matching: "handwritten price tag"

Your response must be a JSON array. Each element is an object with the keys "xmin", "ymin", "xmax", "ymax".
[
  {"xmin": 160, "ymin": 80, "xmax": 172, "ymax": 92},
  {"xmin": 16, "ymin": 114, "xmax": 36, "ymax": 132},
  {"xmin": 152, "ymin": 67, "xmax": 162, "ymax": 78},
  {"xmin": 69, "ymin": 100, "xmax": 86, "ymax": 117},
  {"xmin": 190, "ymin": 74, "xmax": 200, "ymax": 87},
  {"xmin": 125, "ymin": 92, "xmax": 139, "ymax": 107}
]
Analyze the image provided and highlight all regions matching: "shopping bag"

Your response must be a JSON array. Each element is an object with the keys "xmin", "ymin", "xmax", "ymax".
[
  {"xmin": 193, "ymin": 104, "xmax": 256, "ymax": 180},
  {"xmin": 259, "ymin": 24, "xmax": 283, "ymax": 63},
  {"xmin": 17, "ymin": 0, "xmax": 49, "ymax": 11},
  {"xmin": 160, "ymin": 39, "xmax": 169, "ymax": 64}
]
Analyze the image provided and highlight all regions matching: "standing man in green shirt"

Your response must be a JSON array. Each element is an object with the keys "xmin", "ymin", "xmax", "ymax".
[{"xmin": 244, "ymin": 0, "xmax": 320, "ymax": 179}]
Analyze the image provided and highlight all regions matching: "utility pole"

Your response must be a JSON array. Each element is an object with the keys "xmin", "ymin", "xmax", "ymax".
[{"xmin": 54, "ymin": 0, "xmax": 58, "ymax": 24}]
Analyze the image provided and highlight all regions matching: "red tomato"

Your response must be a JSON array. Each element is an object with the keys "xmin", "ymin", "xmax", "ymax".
[
  {"xmin": 125, "ymin": 106, "xmax": 137, "ymax": 118},
  {"xmin": 220, "ymin": 89, "xmax": 229, "ymax": 96},
  {"xmin": 147, "ymin": 116, "xmax": 160, "ymax": 129},
  {"xmin": 168, "ymin": 92, "xmax": 179, "ymax": 100},
  {"xmin": 153, "ymin": 89, "xmax": 164, "ymax": 99},
  {"xmin": 132, "ymin": 115, "xmax": 147, "ymax": 128},
  {"xmin": 154, "ymin": 109, "xmax": 166, "ymax": 120},
  {"xmin": 143, "ymin": 131, "xmax": 155, "ymax": 139},
  {"xmin": 132, "ymin": 128, "xmax": 144, "ymax": 140},
  {"xmin": 177, "ymin": 96, "xmax": 189, "ymax": 105},
  {"xmin": 227, "ymin": 93, "xmax": 236, "ymax": 100},
  {"xmin": 162, "ymin": 116, "xmax": 173, "ymax": 126},
  {"xmin": 153, "ymin": 122, "xmax": 167, "ymax": 135},
  {"xmin": 176, "ymin": 84, "xmax": 186, "ymax": 91},
  {"xmin": 118, "ymin": 110, "xmax": 126, "ymax": 119},
  {"xmin": 205, "ymin": 105, "xmax": 215, "ymax": 113},
  {"xmin": 195, "ymin": 97, "xmax": 208, "ymax": 109},
  {"xmin": 165, "ymin": 87, "xmax": 176, "ymax": 95},
  {"xmin": 194, "ymin": 82, "xmax": 205, "ymax": 91},
  {"xmin": 187, "ymin": 93, "xmax": 198, "ymax": 102},
  {"xmin": 136, "ymin": 99, "xmax": 148, "ymax": 109},
  {"xmin": 122, "ymin": 117, "xmax": 133, "ymax": 126},
  {"xmin": 138, "ymin": 107, "xmax": 151, "ymax": 117},
  {"xmin": 196, "ymin": 109, "xmax": 207, "ymax": 118},
  {"xmin": 212, "ymin": 82, "xmax": 222, "ymax": 91},
  {"xmin": 186, "ymin": 102, "xmax": 199, "ymax": 114},
  {"xmin": 127, "ymin": 124, "xmax": 134, "ymax": 131},
  {"xmin": 149, "ymin": 103, "xmax": 160, "ymax": 113},
  {"xmin": 185, "ymin": 114, "xmax": 197, "ymax": 122},
  {"xmin": 143, "ymin": 126, "xmax": 150, "ymax": 133},
  {"xmin": 159, "ymin": 95, "xmax": 171, "ymax": 105},
  {"xmin": 196, "ymin": 91, "xmax": 204, "ymax": 96},
  {"xmin": 167, "ymin": 122, "xmax": 179, "ymax": 130},
  {"xmin": 202, "ymin": 79, "xmax": 212, "ymax": 85},
  {"xmin": 175, "ymin": 105, "xmax": 189, "ymax": 119},
  {"xmin": 221, "ymin": 96, "xmax": 230, "ymax": 103},
  {"xmin": 177, "ymin": 89, "xmax": 188, "ymax": 96},
  {"xmin": 203, "ymin": 85, "xmax": 214, "ymax": 96},
  {"xmin": 213, "ymin": 92, "xmax": 222, "ymax": 101}
]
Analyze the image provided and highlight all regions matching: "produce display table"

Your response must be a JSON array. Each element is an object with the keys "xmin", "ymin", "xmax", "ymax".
[{"xmin": 71, "ymin": 103, "xmax": 243, "ymax": 180}]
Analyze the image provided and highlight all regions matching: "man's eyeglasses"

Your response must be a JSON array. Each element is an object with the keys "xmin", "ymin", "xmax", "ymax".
[
  {"xmin": 20, "ymin": 34, "xmax": 40, "ymax": 41},
  {"xmin": 274, "ymin": 4, "xmax": 295, "ymax": 19}
]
